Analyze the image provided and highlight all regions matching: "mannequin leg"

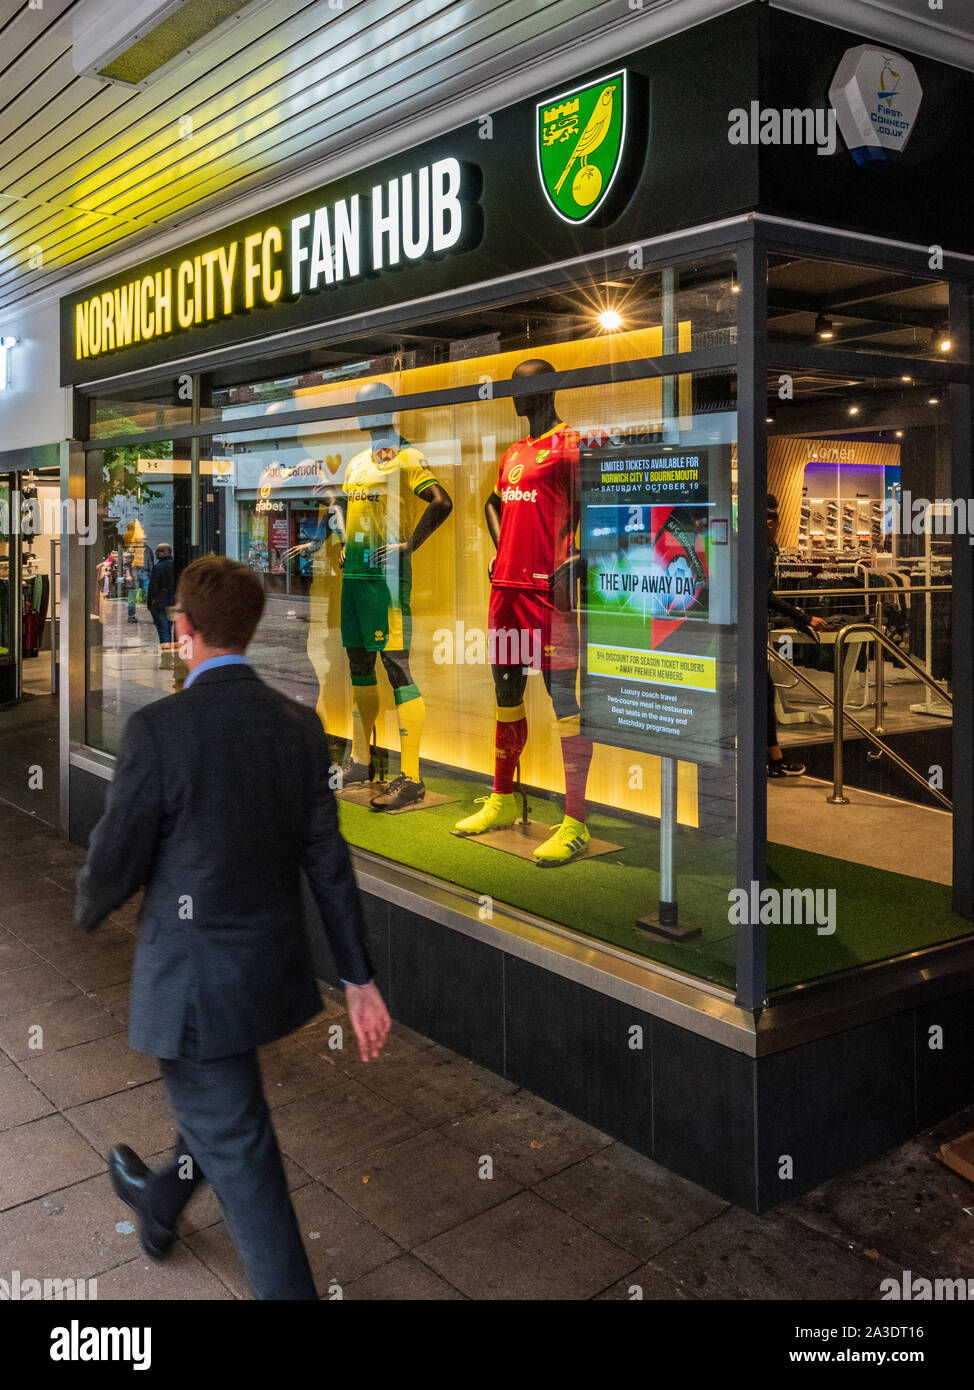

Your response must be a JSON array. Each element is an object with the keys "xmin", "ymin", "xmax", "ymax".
[
  {"xmin": 379, "ymin": 650, "xmax": 424, "ymax": 783},
  {"xmin": 453, "ymin": 665, "xmax": 527, "ymax": 835},
  {"xmin": 544, "ymin": 669, "xmax": 593, "ymax": 821},
  {"xmin": 492, "ymin": 665, "xmax": 528, "ymax": 793},
  {"xmin": 347, "ymin": 649, "xmax": 380, "ymax": 765}
]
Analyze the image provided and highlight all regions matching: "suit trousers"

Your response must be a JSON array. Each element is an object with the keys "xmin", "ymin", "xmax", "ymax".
[{"xmin": 155, "ymin": 1020, "xmax": 316, "ymax": 1300}]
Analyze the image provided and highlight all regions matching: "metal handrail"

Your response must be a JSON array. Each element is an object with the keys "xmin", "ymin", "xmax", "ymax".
[
  {"xmin": 772, "ymin": 584, "xmax": 951, "ymax": 599},
  {"xmin": 766, "ymin": 641, "xmax": 952, "ymax": 812},
  {"xmin": 831, "ymin": 621, "xmax": 951, "ymax": 808}
]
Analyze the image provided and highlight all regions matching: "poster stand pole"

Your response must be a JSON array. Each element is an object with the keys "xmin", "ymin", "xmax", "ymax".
[
  {"xmin": 636, "ymin": 756, "xmax": 700, "ymax": 940},
  {"xmin": 513, "ymin": 760, "xmax": 530, "ymax": 825}
]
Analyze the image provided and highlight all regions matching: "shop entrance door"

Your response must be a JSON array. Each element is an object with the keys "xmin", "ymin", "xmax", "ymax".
[{"xmin": 0, "ymin": 463, "xmax": 61, "ymax": 824}]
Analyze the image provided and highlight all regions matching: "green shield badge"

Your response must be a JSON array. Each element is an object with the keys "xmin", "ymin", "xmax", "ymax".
[{"xmin": 536, "ymin": 70, "xmax": 628, "ymax": 224}]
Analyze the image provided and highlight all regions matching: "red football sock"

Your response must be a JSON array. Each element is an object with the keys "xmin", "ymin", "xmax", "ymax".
[
  {"xmin": 561, "ymin": 735, "xmax": 594, "ymax": 821},
  {"xmin": 494, "ymin": 705, "xmax": 527, "ymax": 794}
]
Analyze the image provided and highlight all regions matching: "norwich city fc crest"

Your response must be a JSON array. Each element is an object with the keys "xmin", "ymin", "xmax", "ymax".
[{"xmin": 537, "ymin": 70, "xmax": 628, "ymax": 224}]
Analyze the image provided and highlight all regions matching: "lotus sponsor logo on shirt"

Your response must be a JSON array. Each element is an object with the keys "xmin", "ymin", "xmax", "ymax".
[{"xmin": 829, "ymin": 45, "xmax": 923, "ymax": 166}]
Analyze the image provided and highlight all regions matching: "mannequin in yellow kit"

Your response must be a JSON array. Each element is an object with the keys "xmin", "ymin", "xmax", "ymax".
[{"xmin": 335, "ymin": 381, "xmax": 452, "ymax": 811}]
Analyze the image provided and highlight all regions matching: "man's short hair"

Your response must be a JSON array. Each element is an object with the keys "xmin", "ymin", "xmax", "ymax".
[
  {"xmin": 155, "ymin": 543, "xmax": 172, "ymax": 558},
  {"xmin": 177, "ymin": 555, "xmax": 264, "ymax": 650}
]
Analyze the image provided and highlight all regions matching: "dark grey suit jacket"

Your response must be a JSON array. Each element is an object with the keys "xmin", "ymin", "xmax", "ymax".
[{"xmin": 74, "ymin": 664, "xmax": 374, "ymax": 1060}]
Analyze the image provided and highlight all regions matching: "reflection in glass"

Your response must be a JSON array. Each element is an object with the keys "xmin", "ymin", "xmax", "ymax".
[{"xmin": 85, "ymin": 440, "xmax": 190, "ymax": 752}]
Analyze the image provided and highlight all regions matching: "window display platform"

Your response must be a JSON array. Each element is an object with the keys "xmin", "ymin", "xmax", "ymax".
[{"xmin": 337, "ymin": 768, "xmax": 971, "ymax": 995}]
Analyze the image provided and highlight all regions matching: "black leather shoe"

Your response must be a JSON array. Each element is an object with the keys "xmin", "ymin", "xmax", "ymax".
[
  {"xmin": 369, "ymin": 773, "xmax": 425, "ymax": 811},
  {"xmin": 108, "ymin": 1145, "xmax": 177, "ymax": 1260},
  {"xmin": 767, "ymin": 758, "xmax": 805, "ymax": 778}
]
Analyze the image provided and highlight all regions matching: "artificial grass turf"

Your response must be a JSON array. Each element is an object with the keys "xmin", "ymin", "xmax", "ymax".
[{"xmin": 339, "ymin": 771, "xmax": 972, "ymax": 993}]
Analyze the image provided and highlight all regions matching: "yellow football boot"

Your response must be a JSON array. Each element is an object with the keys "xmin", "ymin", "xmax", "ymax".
[
  {"xmin": 533, "ymin": 816, "xmax": 590, "ymax": 867},
  {"xmin": 454, "ymin": 792, "xmax": 517, "ymax": 836}
]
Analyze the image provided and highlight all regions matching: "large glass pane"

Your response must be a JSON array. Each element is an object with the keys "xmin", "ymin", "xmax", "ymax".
[
  {"xmin": 763, "ymin": 363, "xmax": 965, "ymax": 990},
  {"xmin": 0, "ymin": 474, "xmax": 16, "ymax": 703},
  {"xmin": 85, "ymin": 440, "xmax": 191, "ymax": 752},
  {"xmin": 200, "ymin": 256, "xmax": 738, "ymax": 425},
  {"xmin": 89, "ymin": 380, "xmax": 193, "ymax": 440},
  {"xmin": 768, "ymin": 253, "xmax": 952, "ymax": 363},
  {"xmin": 195, "ymin": 355, "xmax": 740, "ymax": 988}
]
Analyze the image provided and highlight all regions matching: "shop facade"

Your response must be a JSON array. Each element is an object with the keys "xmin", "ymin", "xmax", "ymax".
[{"xmin": 51, "ymin": 5, "xmax": 974, "ymax": 1209}]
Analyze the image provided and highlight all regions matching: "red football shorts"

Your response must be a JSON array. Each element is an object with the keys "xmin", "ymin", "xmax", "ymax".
[{"xmin": 487, "ymin": 585, "xmax": 579, "ymax": 671}]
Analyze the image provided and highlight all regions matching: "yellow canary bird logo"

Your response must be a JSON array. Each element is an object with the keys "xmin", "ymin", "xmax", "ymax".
[{"xmin": 555, "ymin": 85, "xmax": 614, "ymax": 201}]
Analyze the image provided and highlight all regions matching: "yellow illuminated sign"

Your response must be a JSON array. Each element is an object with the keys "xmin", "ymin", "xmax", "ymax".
[
  {"xmin": 587, "ymin": 645, "xmax": 717, "ymax": 691},
  {"xmin": 72, "ymin": 157, "xmax": 470, "ymax": 364}
]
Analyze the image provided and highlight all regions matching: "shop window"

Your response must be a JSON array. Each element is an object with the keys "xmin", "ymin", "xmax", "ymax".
[
  {"xmin": 764, "ymin": 365, "xmax": 967, "ymax": 992},
  {"xmin": 767, "ymin": 253, "xmax": 952, "ymax": 363},
  {"xmin": 200, "ymin": 257, "xmax": 738, "ymax": 424},
  {"xmin": 81, "ymin": 258, "xmax": 744, "ymax": 988},
  {"xmin": 182, "ymin": 352, "xmax": 741, "ymax": 986},
  {"xmin": 89, "ymin": 382, "xmax": 192, "ymax": 440},
  {"xmin": 84, "ymin": 440, "xmax": 191, "ymax": 752}
]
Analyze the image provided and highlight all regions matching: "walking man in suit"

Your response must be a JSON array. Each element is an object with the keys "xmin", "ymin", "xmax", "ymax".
[{"xmin": 75, "ymin": 554, "xmax": 390, "ymax": 1299}]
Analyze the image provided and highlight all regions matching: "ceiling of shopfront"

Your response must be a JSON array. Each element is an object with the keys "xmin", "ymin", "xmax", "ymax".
[
  {"xmin": 1, "ymin": 0, "xmax": 972, "ymax": 322},
  {"xmin": 0, "ymin": 0, "xmax": 683, "ymax": 317}
]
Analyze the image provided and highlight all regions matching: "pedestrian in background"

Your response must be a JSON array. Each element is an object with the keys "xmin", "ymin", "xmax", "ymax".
[{"xmin": 147, "ymin": 542, "xmax": 175, "ymax": 652}]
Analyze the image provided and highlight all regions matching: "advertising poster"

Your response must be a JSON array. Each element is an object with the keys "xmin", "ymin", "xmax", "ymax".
[{"xmin": 580, "ymin": 442, "xmax": 731, "ymax": 765}]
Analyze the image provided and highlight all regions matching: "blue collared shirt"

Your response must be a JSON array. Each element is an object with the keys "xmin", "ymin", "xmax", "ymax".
[{"xmin": 182, "ymin": 653, "xmax": 248, "ymax": 689}]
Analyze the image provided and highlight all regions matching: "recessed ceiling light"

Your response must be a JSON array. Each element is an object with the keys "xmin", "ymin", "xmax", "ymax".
[
  {"xmin": 815, "ymin": 314, "xmax": 834, "ymax": 340},
  {"xmin": 598, "ymin": 309, "xmax": 622, "ymax": 331},
  {"xmin": 848, "ymin": 405, "xmax": 859, "ymax": 415},
  {"xmin": 939, "ymin": 338, "xmax": 952, "ymax": 353}
]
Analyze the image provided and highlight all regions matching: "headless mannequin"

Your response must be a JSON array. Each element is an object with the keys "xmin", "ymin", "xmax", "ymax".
[
  {"xmin": 340, "ymin": 381, "xmax": 451, "ymax": 805},
  {"xmin": 467, "ymin": 359, "xmax": 594, "ymax": 851}
]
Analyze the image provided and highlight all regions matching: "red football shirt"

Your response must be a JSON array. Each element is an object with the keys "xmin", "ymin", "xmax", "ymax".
[{"xmin": 492, "ymin": 425, "xmax": 580, "ymax": 590}]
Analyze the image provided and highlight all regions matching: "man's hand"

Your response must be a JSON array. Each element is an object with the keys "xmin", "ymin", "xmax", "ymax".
[
  {"xmin": 345, "ymin": 981, "xmax": 391, "ymax": 1061},
  {"xmin": 337, "ymin": 543, "xmax": 346, "ymax": 570},
  {"xmin": 809, "ymin": 616, "xmax": 828, "ymax": 630}
]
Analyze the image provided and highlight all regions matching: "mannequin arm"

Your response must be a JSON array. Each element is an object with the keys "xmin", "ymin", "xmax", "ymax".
[
  {"xmin": 485, "ymin": 491, "xmax": 501, "ymax": 580},
  {"xmin": 406, "ymin": 483, "xmax": 452, "ymax": 555}
]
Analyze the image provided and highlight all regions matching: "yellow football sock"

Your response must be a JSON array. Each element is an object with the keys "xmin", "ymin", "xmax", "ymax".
[
  {"xmin": 396, "ymin": 689, "xmax": 425, "ymax": 781},
  {"xmin": 350, "ymin": 680, "xmax": 380, "ymax": 764}
]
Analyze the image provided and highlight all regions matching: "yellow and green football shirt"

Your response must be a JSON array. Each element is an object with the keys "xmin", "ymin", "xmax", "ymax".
[{"xmin": 342, "ymin": 443, "xmax": 438, "ymax": 579}]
